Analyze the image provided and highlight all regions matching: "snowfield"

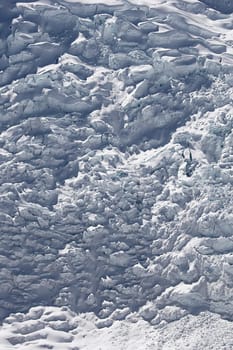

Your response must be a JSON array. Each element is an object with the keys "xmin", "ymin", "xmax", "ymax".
[{"xmin": 0, "ymin": 0, "xmax": 233, "ymax": 348}]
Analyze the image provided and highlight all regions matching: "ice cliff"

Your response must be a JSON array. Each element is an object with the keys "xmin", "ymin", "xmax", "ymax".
[{"xmin": 0, "ymin": 0, "xmax": 233, "ymax": 336}]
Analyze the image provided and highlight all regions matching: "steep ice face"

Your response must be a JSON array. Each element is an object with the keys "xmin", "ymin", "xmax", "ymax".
[{"xmin": 0, "ymin": 0, "xmax": 233, "ymax": 334}]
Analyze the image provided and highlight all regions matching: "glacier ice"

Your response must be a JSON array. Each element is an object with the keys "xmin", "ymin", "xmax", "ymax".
[{"xmin": 0, "ymin": 0, "xmax": 233, "ymax": 337}]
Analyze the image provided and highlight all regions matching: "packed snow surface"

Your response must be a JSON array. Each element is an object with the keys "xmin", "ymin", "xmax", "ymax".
[{"xmin": 0, "ymin": 0, "xmax": 233, "ymax": 348}]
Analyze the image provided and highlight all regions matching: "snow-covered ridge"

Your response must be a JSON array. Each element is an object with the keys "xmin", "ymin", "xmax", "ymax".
[{"xmin": 0, "ymin": 0, "xmax": 233, "ymax": 347}]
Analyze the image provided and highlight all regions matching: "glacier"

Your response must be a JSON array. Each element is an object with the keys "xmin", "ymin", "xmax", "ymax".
[{"xmin": 0, "ymin": 0, "xmax": 233, "ymax": 348}]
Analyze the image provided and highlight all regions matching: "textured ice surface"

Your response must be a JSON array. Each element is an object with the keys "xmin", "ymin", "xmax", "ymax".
[{"xmin": 0, "ymin": 0, "xmax": 233, "ymax": 348}]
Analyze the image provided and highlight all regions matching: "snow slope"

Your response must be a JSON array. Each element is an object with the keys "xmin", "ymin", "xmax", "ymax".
[{"xmin": 0, "ymin": 0, "xmax": 233, "ymax": 348}]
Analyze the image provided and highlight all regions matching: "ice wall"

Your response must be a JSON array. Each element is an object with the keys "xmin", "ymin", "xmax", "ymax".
[{"xmin": 0, "ymin": 0, "xmax": 233, "ymax": 328}]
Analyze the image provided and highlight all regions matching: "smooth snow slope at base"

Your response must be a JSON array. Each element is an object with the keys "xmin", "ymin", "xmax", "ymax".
[{"xmin": 0, "ymin": 306, "xmax": 233, "ymax": 350}]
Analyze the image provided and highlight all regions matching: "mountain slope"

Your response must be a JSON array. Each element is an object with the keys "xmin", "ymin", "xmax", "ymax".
[{"xmin": 0, "ymin": 0, "xmax": 233, "ymax": 348}]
